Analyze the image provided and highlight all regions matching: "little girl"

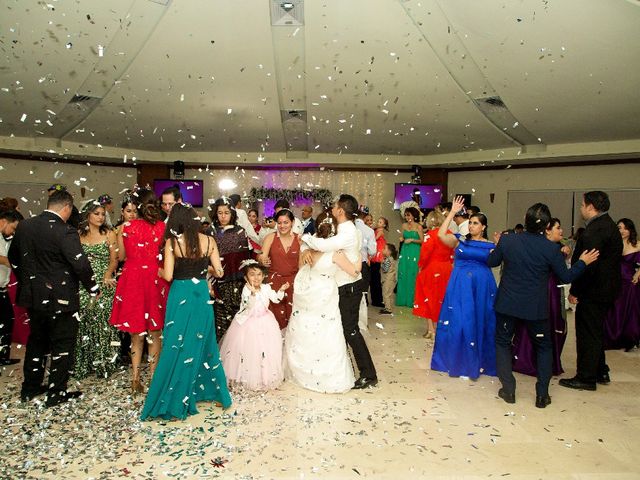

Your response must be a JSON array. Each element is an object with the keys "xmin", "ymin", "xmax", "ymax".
[
  {"xmin": 219, "ymin": 260, "xmax": 289, "ymax": 390},
  {"xmin": 380, "ymin": 244, "xmax": 398, "ymax": 315}
]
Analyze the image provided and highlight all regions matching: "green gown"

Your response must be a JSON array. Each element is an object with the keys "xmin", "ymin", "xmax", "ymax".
[
  {"xmin": 396, "ymin": 229, "xmax": 421, "ymax": 307},
  {"xmin": 73, "ymin": 241, "xmax": 120, "ymax": 379}
]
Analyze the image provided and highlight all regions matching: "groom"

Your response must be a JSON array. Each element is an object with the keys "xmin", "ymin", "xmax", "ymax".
[{"xmin": 301, "ymin": 194, "xmax": 378, "ymax": 389}]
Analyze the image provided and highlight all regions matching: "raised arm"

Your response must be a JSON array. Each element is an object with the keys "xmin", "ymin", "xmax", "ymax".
[{"xmin": 439, "ymin": 196, "xmax": 464, "ymax": 248}]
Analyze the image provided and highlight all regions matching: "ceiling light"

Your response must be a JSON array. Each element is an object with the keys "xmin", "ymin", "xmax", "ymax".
[
  {"xmin": 218, "ymin": 179, "xmax": 237, "ymax": 191},
  {"xmin": 281, "ymin": 2, "xmax": 294, "ymax": 12}
]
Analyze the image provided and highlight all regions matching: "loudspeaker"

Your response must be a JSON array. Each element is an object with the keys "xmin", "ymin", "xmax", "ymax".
[
  {"xmin": 173, "ymin": 160, "xmax": 185, "ymax": 179},
  {"xmin": 411, "ymin": 164, "xmax": 422, "ymax": 184}
]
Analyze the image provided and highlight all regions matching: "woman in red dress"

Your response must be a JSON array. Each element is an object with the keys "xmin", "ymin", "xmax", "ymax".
[
  {"xmin": 258, "ymin": 209, "xmax": 300, "ymax": 329},
  {"xmin": 413, "ymin": 211, "xmax": 454, "ymax": 339},
  {"xmin": 109, "ymin": 189, "xmax": 168, "ymax": 394}
]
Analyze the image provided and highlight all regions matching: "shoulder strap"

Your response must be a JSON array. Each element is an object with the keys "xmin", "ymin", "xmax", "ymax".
[{"xmin": 174, "ymin": 238, "xmax": 185, "ymax": 257}]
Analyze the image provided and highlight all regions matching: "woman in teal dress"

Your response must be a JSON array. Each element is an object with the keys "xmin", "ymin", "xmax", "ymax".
[
  {"xmin": 431, "ymin": 196, "xmax": 497, "ymax": 379},
  {"xmin": 396, "ymin": 207, "xmax": 423, "ymax": 307},
  {"xmin": 74, "ymin": 201, "xmax": 120, "ymax": 379},
  {"xmin": 141, "ymin": 204, "xmax": 231, "ymax": 421}
]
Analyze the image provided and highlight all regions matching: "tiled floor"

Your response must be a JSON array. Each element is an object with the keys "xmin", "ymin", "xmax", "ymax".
[{"xmin": 1, "ymin": 306, "xmax": 638, "ymax": 479}]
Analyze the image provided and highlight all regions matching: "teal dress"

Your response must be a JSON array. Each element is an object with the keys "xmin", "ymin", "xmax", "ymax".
[
  {"xmin": 396, "ymin": 229, "xmax": 421, "ymax": 307},
  {"xmin": 141, "ymin": 249, "xmax": 232, "ymax": 421},
  {"xmin": 74, "ymin": 241, "xmax": 119, "ymax": 379}
]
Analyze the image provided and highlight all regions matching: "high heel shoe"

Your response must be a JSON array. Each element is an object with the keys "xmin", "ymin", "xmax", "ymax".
[{"xmin": 131, "ymin": 379, "xmax": 146, "ymax": 395}]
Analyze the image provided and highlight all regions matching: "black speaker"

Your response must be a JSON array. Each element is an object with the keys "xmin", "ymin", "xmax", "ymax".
[
  {"xmin": 173, "ymin": 160, "xmax": 185, "ymax": 179},
  {"xmin": 411, "ymin": 165, "xmax": 422, "ymax": 184}
]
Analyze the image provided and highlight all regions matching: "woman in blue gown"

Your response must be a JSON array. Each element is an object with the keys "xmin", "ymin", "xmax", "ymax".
[
  {"xmin": 141, "ymin": 204, "xmax": 232, "ymax": 421},
  {"xmin": 431, "ymin": 196, "xmax": 497, "ymax": 379}
]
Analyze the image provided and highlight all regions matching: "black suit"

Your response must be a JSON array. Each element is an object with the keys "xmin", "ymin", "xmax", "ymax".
[
  {"xmin": 569, "ymin": 213, "xmax": 622, "ymax": 383},
  {"xmin": 8, "ymin": 210, "xmax": 97, "ymax": 399}
]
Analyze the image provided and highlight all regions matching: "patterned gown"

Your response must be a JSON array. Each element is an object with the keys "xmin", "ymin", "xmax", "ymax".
[{"xmin": 74, "ymin": 241, "xmax": 120, "ymax": 379}]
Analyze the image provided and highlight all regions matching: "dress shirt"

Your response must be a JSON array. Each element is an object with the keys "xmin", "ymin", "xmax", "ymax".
[
  {"xmin": 236, "ymin": 208, "xmax": 261, "ymax": 246},
  {"xmin": 457, "ymin": 219, "xmax": 469, "ymax": 237},
  {"xmin": 355, "ymin": 218, "xmax": 376, "ymax": 262}
]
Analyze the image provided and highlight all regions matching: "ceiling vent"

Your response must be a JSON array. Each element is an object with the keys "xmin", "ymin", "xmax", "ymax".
[
  {"xmin": 70, "ymin": 94, "xmax": 101, "ymax": 103},
  {"xmin": 474, "ymin": 95, "xmax": 507, "ymax": 110},
  {"xmin": 271, "ymin": 0, "xmax": 304, "ymax": 26},
  {"xmin": 473, "ymin": 95, "xmax": 540, "ymax": 146}
]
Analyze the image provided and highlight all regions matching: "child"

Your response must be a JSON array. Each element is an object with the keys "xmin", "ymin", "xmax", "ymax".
[
  {"xmin": 380, "ymin": 244, "xmax": 398, "ymax": 315},
  {"xmin": 219, "ymin": 260, "xmax": 289, "ymax": 390}
]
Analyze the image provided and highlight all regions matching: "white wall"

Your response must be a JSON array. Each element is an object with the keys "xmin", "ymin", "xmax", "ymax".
[
  {"xmin": 184, "ymin": 167, "xmax": 414, "ymax": 243},
  {"xmin": 0, "ymin": 157, "xmax": 137, "ymax": 215},
  {"xmin": 447, "ymin": 162, "xmax": 640, "ymax": 233}
]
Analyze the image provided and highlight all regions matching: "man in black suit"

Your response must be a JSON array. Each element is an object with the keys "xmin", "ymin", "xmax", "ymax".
[
  {"xmin": 560, "ymin": 191, "xmax": 622, "ymax": 391},
  {"xmin": 9, "ymin": 190, "xmax": 98, "ymax": 407},
  {"xmin": 488, "ymin": 203, "xmax": 598, "ymax": 408}
]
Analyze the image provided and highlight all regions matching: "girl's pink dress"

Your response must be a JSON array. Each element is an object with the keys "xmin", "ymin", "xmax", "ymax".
[{"xmin": 219, "ymin": 284, "xmax": 284, "ymax": 390}]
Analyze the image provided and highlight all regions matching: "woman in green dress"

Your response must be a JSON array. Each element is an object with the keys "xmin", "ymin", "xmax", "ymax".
[
  {"xmin": 396, "ymin": 207, "xmax": 423, "ymax": 307},
  {"xmin": 73, "ymin": 201, "xmax": 120, "ymax": 379},
  {"xmin": 141, "ymin": 204, "xmax": 231, "ymax": 420}
]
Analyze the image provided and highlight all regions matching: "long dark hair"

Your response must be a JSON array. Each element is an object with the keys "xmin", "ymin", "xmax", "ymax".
[
  {"xmin": 617, "ymin": 218, "xmax": 637, "ymax": 247},
  {"xmin": 209, "ymin": 197, "xmax": 238, "ymax": 228},
  {"xmin": 133, "ymin": 189, "xmax": 161, "ymax": 225},
  {"xmin": 79, "ymin": 202, "xmax": 109, "ymax": 236},
  {"xmin": 165, "ymin": 204, "xmax": 202, "ymax": 258},
  {"xmin": 467, "ymin": 213, "xmax": 488, "ymax": 240}
]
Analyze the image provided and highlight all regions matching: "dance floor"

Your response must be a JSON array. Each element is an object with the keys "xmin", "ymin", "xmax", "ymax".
[{"xmin": 1, "ymin": 307, "xmax": 639, "ymax": 479}]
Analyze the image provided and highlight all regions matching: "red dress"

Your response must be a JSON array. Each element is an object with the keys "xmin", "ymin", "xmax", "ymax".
[
  {"xmin": 109, "ymin": 220, "xmax": 168, "ymax": 333},
  {"xmin": 413, "ymin": 228, "xmax": 454, "ymax": 322},
  {"xmin": 268, "ymin": 234, "xmax": 300, "ymax": 329}
]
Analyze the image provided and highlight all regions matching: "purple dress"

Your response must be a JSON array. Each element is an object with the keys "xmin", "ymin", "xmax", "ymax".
[
  {"xmin": 512, "ymin": 273, "xmax": 567, "ymax": 376},
  {"xmin": 604, "ymin": 251, "xmax": 640, "ymax": 350}
]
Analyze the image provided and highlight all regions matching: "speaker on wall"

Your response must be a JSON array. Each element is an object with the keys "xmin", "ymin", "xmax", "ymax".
[
  {"xmin": 173, "ymin": 160, "xmax": 185, "ymax": 179},
  {"xmin": 411, "ymin": 164, "xmax": 422, "ymax": 184}
]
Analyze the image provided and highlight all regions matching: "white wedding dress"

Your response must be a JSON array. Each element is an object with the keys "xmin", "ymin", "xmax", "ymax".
[{"xmin": 284, "ymin": 252, "xmax": 355, "ymax": 393}]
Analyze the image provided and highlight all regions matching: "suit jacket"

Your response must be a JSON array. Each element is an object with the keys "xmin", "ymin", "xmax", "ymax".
[
  {"xmin": 302, "ymin": 218, "xmax": 316, "ymax": 236},
  {"xmin": 569, "ymin": 213, "xmax": 622, "ymax": 303},
  {"xmin": 487, "ymin": 232, "xmax": 586, "ymax": 320},
  {"xmin": 8, "ymin": 210, "xmax": 97, "ymax": 313}
]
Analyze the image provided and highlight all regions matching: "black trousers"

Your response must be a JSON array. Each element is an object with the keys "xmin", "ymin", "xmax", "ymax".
[
  {"xmin": 575, "ymin": 301, "xmax": 610, "ymax": 383},
  {"xmin": 495, "ymin": 313, "xmax": 552, "ymax": 397},
  {"xmin": 369, "ymin": 262, "xmax": 384, "ymax": 307},
  {"xmin": 338, "ymin": 281, "xmax": 377, "ymax": 379},
  {"xmin": 22, "ymin": 309, "xmax": 79, "ymax": 397},
  {"xmin": 0, "ymin": 290, "xmax": 15, "ymax": 361}
]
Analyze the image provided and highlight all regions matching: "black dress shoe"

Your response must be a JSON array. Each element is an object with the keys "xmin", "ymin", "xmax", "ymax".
[
  {"xmin": 353, "ymin": 377, "xmax": 378, "ymax": 390},
  {"xmin": 498, "ymin": 388, "xmax": 515, "ymax": 404},
  {"xmin": 559, "ymin": 377, "xmax": 596, "ymax": 391},
  {"xmin": 0, "ymin": 358, "xmax": 21, "ymax": 366},
  {"xmin": 535, "ymin": 395, "xmax": 552, "ymax": 408},
  {"xmin": 20, "ymin": 385, "xmax": 48, "ymax": 402},
  {"xmin": 597, "ymin": 373, "xmax": 610, "ymax": 385},
  {"xmin": 45, "ymin": 390, "xmax": 83, "ymax": 408}
]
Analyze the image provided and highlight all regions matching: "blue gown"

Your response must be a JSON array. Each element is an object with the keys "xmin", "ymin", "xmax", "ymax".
[
  {"xmin": 141, "ymin": 254, "xmax": 232, "ymax": 421},
  {"xmin": 431, "ymin": 236, "xmax": 497, "ymax": 379}
]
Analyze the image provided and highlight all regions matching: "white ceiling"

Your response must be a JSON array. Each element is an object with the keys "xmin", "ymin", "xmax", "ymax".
[{"xmin": 1, "ymin": 0, "xmax": 639, "ymax": 167}]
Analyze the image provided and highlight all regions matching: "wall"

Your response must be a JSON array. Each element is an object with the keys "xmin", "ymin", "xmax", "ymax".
[
  {"xmin": 0, "ymin": 157, "xmax": 137, "ymax": 214},
  {"xmin": 447, "ymin": 162, "xmax": 640, "ymax": 233},
  {"xmin": 183, "ymin": 166, "xmax": 415, "ymax": 241}
]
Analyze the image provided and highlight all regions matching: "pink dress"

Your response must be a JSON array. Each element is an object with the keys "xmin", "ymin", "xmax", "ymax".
[
  {"xmin": 219, "ymin": 284, "xmax": 284, "ymax": 390},
  {"xmin": 109, "ymin": 220, "xmax": 168, "ymax": 333}
]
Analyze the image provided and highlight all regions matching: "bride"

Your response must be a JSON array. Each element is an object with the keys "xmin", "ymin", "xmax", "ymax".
[{"xmin": 284, "ymin": 218, "xmax": 360, "ymax": 393}]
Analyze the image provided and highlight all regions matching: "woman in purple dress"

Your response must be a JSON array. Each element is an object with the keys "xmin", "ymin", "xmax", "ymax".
[
  {"xmin": 604, "ymin": 218, "xmax": 640, "ymax": 351},
  {"xmin": 512, "ymin": 218, "xmax": 569, "ymax": 376}
]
